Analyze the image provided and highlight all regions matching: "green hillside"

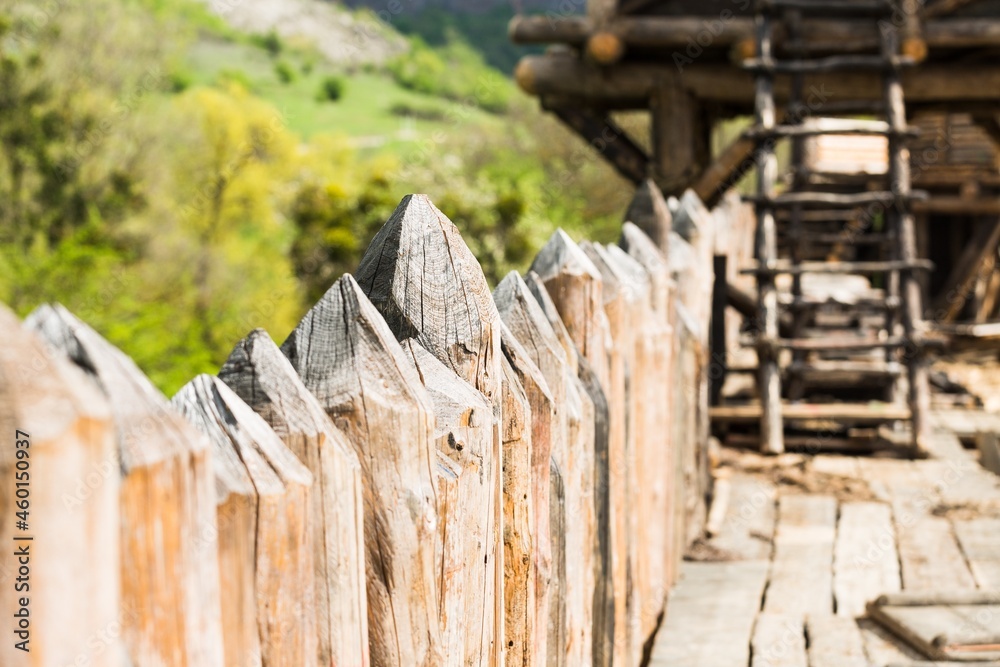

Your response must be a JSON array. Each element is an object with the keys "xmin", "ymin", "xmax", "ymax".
[{"xmin": 0, "ymin": 0, "xmax": 630, "ymax": 394}]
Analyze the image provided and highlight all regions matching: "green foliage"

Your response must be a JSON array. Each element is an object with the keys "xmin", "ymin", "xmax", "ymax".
[
  {"xmin": 318, "ymin": 74, "xmax": 345, "ymax": 102},
  {"xmin": 274, "ymin": 60, "xmax": 296, "ymax": 84},
  {"xmin": 386, "ymin": 33, "xmax": 513, "ymax": 113},
  {"xmin": 250, "ymin": 30, "xmax": 283, "ymax": 57},
  {"xmin": 388, "ymin": 101, "xmax": 446, "ymax": 121},
  {"xmin": 215, "ymin": 67, "xmax": 255, "ymax": 91}
]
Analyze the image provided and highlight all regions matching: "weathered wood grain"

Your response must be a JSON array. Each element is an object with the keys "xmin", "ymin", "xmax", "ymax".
[
  {"xmin": 172, "ymin": 374, "xmax": 315, "ymax": 667},
  {"xmin": 401, "ymin": 338, "xmax": 499, "ymax": 667},
  {"xmin": 219, "ymin": 329, "xmax": 367, "ymax": 667},
  {"xmin": 497, "ymin": 353, "xmax": 537, "ymax": 667},
  {"xmin": 27, "ymin": 304, "xmax": 224, "ymax": 667},
  {"xmin": 281, "ymin": 275, "xmax": 442, "ymax": 667},
  {"xmin": 525, "ymin": 268, "xmax": 624, "ymax": 665},
  {"xmin": 0, "ymin": 306, "xmax": 120, "ymax": 667},
  {"xmin": 355, "ymin": 194, "xmax": 503, "ymax": 665},
  {"xmin": 581, "ymin": 241, "xmax": 642, "ymax": 665}
]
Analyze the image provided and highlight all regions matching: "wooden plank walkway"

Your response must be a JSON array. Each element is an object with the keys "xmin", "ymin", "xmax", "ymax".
[{"xmin": 648, "ymin": 432, "xmax": 1000, "ymax": 667}]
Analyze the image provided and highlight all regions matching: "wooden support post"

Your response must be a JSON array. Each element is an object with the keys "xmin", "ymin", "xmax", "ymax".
[
  {"xmin": 651, "ymin": 73, "xmax": 711, "ymax": 196},
  {"xmin": 281, "ymin": 275, "xmax": 442, "ymax": 667},
  {"xmin": 0, "ymin": 306, "xmax": 120, "ymax": 667},
  {"xmin": 354, "ymin": 194, "xmax": 503, "ymax": 665},
  {"xmin": 549, "ymin": 106, "xmax": 650, "ymax": 185},
  {"xmin": 753, "ymin": 12, "xmax": 785, "ymax": 455},
  {"xmin": 172, "ymin": 375, "xmax": 315, "ymax": 667},
  {"xmin": 219, "ymin": 330, "xmax": 368, "ymax": 667},
  {"xmin": 620, "ymin": 222, "xmax": 680, "ymax": 588},
  {"xmin": 523, "ymin": 271, "xmax": 615, "ymax": 667},
  {"xmin": 530, "ymin": 230, "xmax": 628, "ymax": 666},
  {"xmin": 400, "ymin": 339, "xmax": 501, "ymax": 666},
  {"xmin": 27, "ymin": 304, "xmax": 224, "ymax": 667},
  {"xmin": 623, "ymin": 179, "xmax": 673, "ymax": 251},
  {"xmin": 495, "ymin": 273, "xmax": 599, "ymax": 667}
]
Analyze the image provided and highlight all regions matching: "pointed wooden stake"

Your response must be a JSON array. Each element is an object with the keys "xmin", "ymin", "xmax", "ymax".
[
  {"xmin": 620, "ymin": 223, "xmax": 682, "ymax": 589},
  {"xmin": 495, "ymin": 272, "xmax": 599, "ymax": 666},
  {"xmin": 0, "ymin": 306, "xmax": 120, "ymax": 667},
  {"xmin": 401, "ymin": 338, "xmax": 501, "ymax": 667},
  {"xmin": 524, "ymin": 269, "xmax": 615, "ymax": 667},
  {"xmin": 27, "ymin": 304, "xmax": 225, "ymax": 667},
  {"xmin": 219, "ymin": 329, "xmax": 368, "ymax": 667},
  {"xmin": 172, "ymin": 375, "xmax": 315, "ymax": 667},
  {"xmin": 624, "ymin": 179, "xmax": 673, "ymax": 252},
  {"xmin": 580, "ymin": 242, "xmax": 642, "ymax": 666},
  {"xmin": 281, "ymin": 274, "xmax": 442, "ymax": 667},
  {"xmin": 356, "ymin": 194, "xmax": 504, "ymax": 664}
]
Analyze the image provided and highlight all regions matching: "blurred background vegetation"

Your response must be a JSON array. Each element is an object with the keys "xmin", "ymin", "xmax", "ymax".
[{"xmin": 0, "ymin": 0, "xmax": 630, "ymax": 393}]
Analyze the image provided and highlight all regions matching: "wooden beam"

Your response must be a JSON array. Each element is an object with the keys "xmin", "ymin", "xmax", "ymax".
[
  {"xmin": 651, "ymin": 72, "xmax": 710, "ymax": 195},
  {"xmin": 923, "ymin": 0, "xmax": 987, "ymax": 19},
  {"xmin": 548, "ymin": 105, "xmax": 650, "ymax": 184},
  {"xmin": 510, "ymin": 15, "xmax": 1000, "ymax": 51},
  {"xmin": 693, "ymin": 134, "xmax": 757, "ymax": 208},
  {"xmin": 516, "ymin": 54, "xmax": 1000, "ymax": 107}
]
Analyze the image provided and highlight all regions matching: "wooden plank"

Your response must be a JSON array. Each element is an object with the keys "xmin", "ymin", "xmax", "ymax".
[
  {"xmin": 0, "ymin": 306, "xmax": 120, "ymax": 667},
  {"xmin": 805, "ymin": 615, "xmax": 867, "ymax": 667},
  {"xmin": 355, "ymin": 194, "xmax": 503, "ymax": 665},
  {"xmin": 581, "ymin": 241, "xmax": 642, "ymax": 664},
  {"xmin": 751, "ymin": 613, "xmax": 808, "ymax": 667},
  {"xmin": 895, "ymin": 511, "xmax": 977, "ymax": 592},
  {"xmin": 281, "ymin": 275, "xmax": 443, "ymax": 666},
  {"xmin": 834, "ymin": 502, "xmax": 901, "ymax": 618},
  {"xmin": 711, "ymin": 403, "xmax": 911, "ymax": 423},
  {"xmin": 523, "ymin": 270, "xmax": 615, "ymax": 666},
  {"xmin": 647, "ymin": 560, "xmax": 770, "ymax": 667},
  {"xmin": 401, "ymin": 339, "xmax": 500, "ymax": 667},
  {"xmin": 765, "ymin": 495, "xmax": 836, "ymax": 617},
  {"xmin": 953, "ymin": 518, "xmax": 1000, "ymax": 589},
  {"xmin": 219, "ymin": 329, "xmax": 368, "ymax": 667},
  {"xmin": 709, "ymin": 473, "xmax": 777, "ymax": 561},
  {"xmin": 857, "ymin": 617, "xmax": 926, "ymax": 665},
  {"xmin": 172, "ymin": 375, "xmax": 315, "ymax": 667},
  {"xmin": 28, "ymin": 304, "xmax": 225, "ymax": 667}
]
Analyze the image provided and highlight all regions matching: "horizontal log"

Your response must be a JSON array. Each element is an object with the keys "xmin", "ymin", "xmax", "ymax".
[
  {"xmin": 517, "ymin": 55, "xmax": 1000, "ymax": 109},
  {"xmin": 710, "ymin": 402, "xmax": 910, "ymax": 423},
  {"xmin": 510, "ymin": 14, "xmax": 1000, "ymax": 52},
  {"xmin": 741, "ymin": 260, "xmax": 935, "ymax": 275}
]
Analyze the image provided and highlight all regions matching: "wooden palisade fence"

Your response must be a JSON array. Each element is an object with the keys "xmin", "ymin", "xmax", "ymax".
[{"xmin": 0, "ymin": 185, "xmax": 718, "ymax": 667}]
